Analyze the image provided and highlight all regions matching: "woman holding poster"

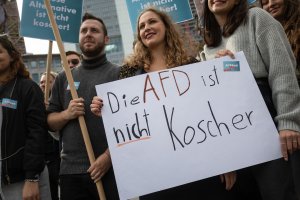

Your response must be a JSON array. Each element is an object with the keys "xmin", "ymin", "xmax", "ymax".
[
  {"xmin": 201, "ymin": 0, "xmax": 300, "ymax": 200},
  {"xmin": 91, "ymin": 7, "xmax": 236, "ymax": 200}
]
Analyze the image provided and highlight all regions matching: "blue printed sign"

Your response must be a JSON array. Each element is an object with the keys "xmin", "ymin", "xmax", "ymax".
[
  {"xmin": 20, "ymin": 0, "xmax": 83, "ymax": 43},
  {"xmin": 223, "ymin": 61, "xmax": 240, "ymax": 72},
  {"xmin": 126, "ymin": 0, "xmax": 193, "ymax": 32},
  {"xmin": 1, "ymin": 98, "xmax": 17, "ymax": 109},
  {"xmin": 67, "ymin": 82, "xmax": 80, "ymax": 90}
]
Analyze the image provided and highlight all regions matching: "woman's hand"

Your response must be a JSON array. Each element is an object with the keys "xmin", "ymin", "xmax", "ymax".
[
  {"xmin": 220, "ymin": 171, "xmax": 236, "ymax": 190},
  {"xmin": 90, "ymin": 96, "xmax": 103, "ymax": 117},
  {"xmin": 280, "ymin": 130, "xmax": 300, "ymax": 161},
  {"xmin": 215, "ymin": 49, "xmax": 235, "ymax": 59}
]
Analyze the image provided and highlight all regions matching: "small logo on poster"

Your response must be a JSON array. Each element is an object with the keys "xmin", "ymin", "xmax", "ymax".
[{"xmin": 223, "ymin": 61, "xmax": 240, "ymax": 72}]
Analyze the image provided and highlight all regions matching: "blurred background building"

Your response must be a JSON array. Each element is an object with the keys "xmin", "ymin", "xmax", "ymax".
[
  {"xmin": 16, "ymin": 0, "xmax": 202, "ymax": 83},
  {"xmin": 66, "ymin": 0, "xmax": 201, "ymax": 65},
  {"xmin": 22, "ymin": 54, "xmax": 62, "ymax": 83},
  {"xmin": 1, "ymin": 0, "xmax": 26, "ymax": 53}
]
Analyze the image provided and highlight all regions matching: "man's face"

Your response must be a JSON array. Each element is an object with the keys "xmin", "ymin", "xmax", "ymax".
[
  {"xmin": 39, "ymin": 74, "xmax": 55, "ymax": 93},
  {"xmin": 67, "ymin": 54, "xmax": 81, "ymax": 69},
  {"xmin": 79, "ymin": 19, "xmax": 109, "ymax": 58}
]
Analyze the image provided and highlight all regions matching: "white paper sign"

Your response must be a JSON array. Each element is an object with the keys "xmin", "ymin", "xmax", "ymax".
[{"xmin": 96, "ymin": 52, "xmax": 281, "ymax": 200}]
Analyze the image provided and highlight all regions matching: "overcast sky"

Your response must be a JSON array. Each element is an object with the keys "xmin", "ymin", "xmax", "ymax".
[{"xmin": 16, "ymin": 0, "xmax": 60, "ymax": 54}]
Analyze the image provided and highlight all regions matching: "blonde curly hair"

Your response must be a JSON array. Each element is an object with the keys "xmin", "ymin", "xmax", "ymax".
[{"xmin": 124, "ymin": 7, "xmax": 192, "ymax": 70}]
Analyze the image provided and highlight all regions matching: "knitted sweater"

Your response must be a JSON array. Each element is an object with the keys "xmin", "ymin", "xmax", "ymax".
[
  {"xmin": 47, "ymin": 54, "xmax": 120, "ymax": 174},
  {"xmin": 201, "ymin": 7, "xmax": 300, "ymax": 132}
]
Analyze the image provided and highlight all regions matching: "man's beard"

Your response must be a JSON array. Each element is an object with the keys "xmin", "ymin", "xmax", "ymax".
[{"xmin": 80, "ymin": 42, "xmax": 105, "ymax": 58}]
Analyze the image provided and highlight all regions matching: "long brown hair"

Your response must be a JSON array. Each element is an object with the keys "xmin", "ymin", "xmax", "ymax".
[
  {"xmin": 203, "ymin": 0, "xmax": 248, "ymax": 47},
  {"xmin": 124, "ymin": 7, "xmax": 192, "ymax": 70},
  {"xmin": 0, "ymin": 35, "xmax": 30, "ymax": 83},
  {"xmin": 281, "ymin": 0, "xmax": 300, "ymax": 66}
]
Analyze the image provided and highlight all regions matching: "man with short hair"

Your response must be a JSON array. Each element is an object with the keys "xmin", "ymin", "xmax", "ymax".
[
  {"xmin": 47, "ymin": 13, "xmax": 120, "ymax": 200},
  {"xmin": 65, "ymin": 50, "xmax": 81, "ymax": 69}
]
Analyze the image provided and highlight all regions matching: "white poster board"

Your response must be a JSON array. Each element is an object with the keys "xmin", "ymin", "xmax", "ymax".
[{"xmin": 96, "ymin": 52, "xmax": 281, "ymax": 200}]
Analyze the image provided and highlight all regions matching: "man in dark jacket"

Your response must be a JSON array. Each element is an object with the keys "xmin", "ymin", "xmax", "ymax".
[{"xmin": 47, "ymin": 13, "xmax": 120, "ymax": 200}]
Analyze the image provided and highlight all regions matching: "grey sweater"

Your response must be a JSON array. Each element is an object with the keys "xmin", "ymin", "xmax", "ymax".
[
  {"xmin": 47, "ymin": 54, "xmax": 120, "ymax": 174},
  {"xmin": 201, "ymin": 7, "xmax": 300, "ymax": 132}
]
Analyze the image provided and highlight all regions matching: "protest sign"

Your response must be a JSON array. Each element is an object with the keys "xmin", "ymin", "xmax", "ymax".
[
  {"xmin": 126, "ymin": 0, "xmax": 193, "ymax": 32},
  {"xmin": 20, "ymin": 0, "xmax": 82, "ymax": 43},
  {"xmin": 96, "ymin": 52, "xmax": 281, "ymax": 199}
]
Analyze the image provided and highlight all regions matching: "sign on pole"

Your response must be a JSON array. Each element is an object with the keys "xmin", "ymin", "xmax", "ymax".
[
  {"xmin": 20, "ymin": 0, "xmax": 83, "ymax": 43},
  {"xmin": 126, "ymin": 0, "xmax": 193, "ymax": 32},
  {"xmin": 96, "ymin": 52, "xmax": 282, "ymax": 199}
]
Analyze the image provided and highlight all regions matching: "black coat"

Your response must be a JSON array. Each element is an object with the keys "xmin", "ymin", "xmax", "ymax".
[{"xmin": 0, "ymin": 76, "xmax": 47, "ymax": 184}]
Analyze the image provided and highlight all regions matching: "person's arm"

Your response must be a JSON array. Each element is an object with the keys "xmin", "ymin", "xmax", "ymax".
[
  {"xmin": 256, "ymin": 10, "xmax": 300, "ymax": 159},
  {"xmin": 48, "ymin": 98, "xmax": 85, "ymax": 131},
  {"xmin": 87, "ymin": 148, "xmax": 111, "ymax": 183},
  {"xmin": 22, "ymin": 81, "xmax": 47, "ymax": 199},
  {"xmin": 279, "ymin": 130, "xmax": 300, "ymax": 161}
]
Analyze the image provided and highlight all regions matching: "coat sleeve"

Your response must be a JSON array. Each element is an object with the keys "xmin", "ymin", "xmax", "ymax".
[
  {"xmin": 23, "ymin": 81, "xmax": 47, "ymax": 179},
  {"xmin": 255, "ymin": 9, "xmax": 300, "ymax": 132}
]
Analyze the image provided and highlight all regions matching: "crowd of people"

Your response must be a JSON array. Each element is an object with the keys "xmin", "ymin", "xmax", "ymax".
[{"xmin": 0, "ymin": 0, "xmax": 299, "ymax": 199}]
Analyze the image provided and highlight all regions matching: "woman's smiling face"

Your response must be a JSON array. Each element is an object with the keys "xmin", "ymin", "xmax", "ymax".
[{"xmin": 138, "ymin": 11, "xmax": 166, "ymax": 50}]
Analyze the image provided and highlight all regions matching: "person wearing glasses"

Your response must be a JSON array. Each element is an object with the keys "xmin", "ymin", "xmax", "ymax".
[{"xmin": 66, "ymin": 50, "xmax": 81, "ymax": 69}]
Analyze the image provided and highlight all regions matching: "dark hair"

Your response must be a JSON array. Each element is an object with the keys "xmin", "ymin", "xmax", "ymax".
[
  {"xmin": 203, "ymin": 0, "xmax": 248, "ymax": 47},
  {"xmin": 81, "ymin": 12, "xmax": 108, "ymax": 36},
  {"xmin": 0, "ymin": 35, "xmax": 30, "ymax": 83},
  {"xmin": 66, "ymin": 50, "xmax": 81, "ymax": 58},
  {"xmin": 280, "ymin": 0, "xmax": 300, "ymax": 66}
]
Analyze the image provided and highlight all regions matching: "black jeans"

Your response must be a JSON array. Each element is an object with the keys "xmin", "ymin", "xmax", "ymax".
[
  {"xmin": 60, "ymin": 174, "xmax": 99, "ymax": 200},
  {"xmin": 140, "ymin": 176, "xmax": 234, "ymax": 200},
  {"xmin": 46, "ymin": 157, "xmax": 60, "ymax": 200},
  {"xmin": 60, "ymin": 170, "xmax": 119, "ymax": 200},
  {"xmin": 234, "ymin": 78, "xmax": 297, "ymax": 200}
]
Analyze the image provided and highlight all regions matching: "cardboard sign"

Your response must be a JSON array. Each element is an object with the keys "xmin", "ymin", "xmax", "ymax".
[
  {"xmin": 126, "ymin": 0, "xmax": 193, "ymax": 32},
  {"xmin": 96, "ymin": 52, "xmax": 281, "ymax": 199},
  {"xmin": 20, "ymin": 0, "xmax": 83, "ymax": 43}
]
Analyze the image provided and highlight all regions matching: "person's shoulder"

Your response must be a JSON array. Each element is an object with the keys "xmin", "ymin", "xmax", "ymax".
[
  {"xmin": 249, "ymin": 7, "xmax": 267, "ymax": 15},
  {"xmin": 17, "ymin": 77, "xmax": 43, "ymax": 95},
  {"xmin": 119, "ymin": 64, "xmax": 140, "ymax": 79},
  {"xmin": 105, "ymin": 61, "xmax": 121, "ymax": 73},
  {"xmin": 54, "ymin": 70, "xmax": 67, "ymax": 80},
  {"xmin": 248, "ymin": 7, "xmax": 283, "ymax": 32},
  {"xmin": 187, "ymin": 56, "xmax": 200, "ymax": 64},
  {"xmin": 18, "ymin": 77, "xmax": 38, "ymax": 88},
  {"xmin": 248, "ymin": 7, "xmax": 277, "ymax": 24}
]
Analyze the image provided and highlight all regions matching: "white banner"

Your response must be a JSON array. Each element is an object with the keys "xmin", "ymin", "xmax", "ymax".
[{"xmin": 96, "ymin": 52, "xmax": 281, "ymax": 200}]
